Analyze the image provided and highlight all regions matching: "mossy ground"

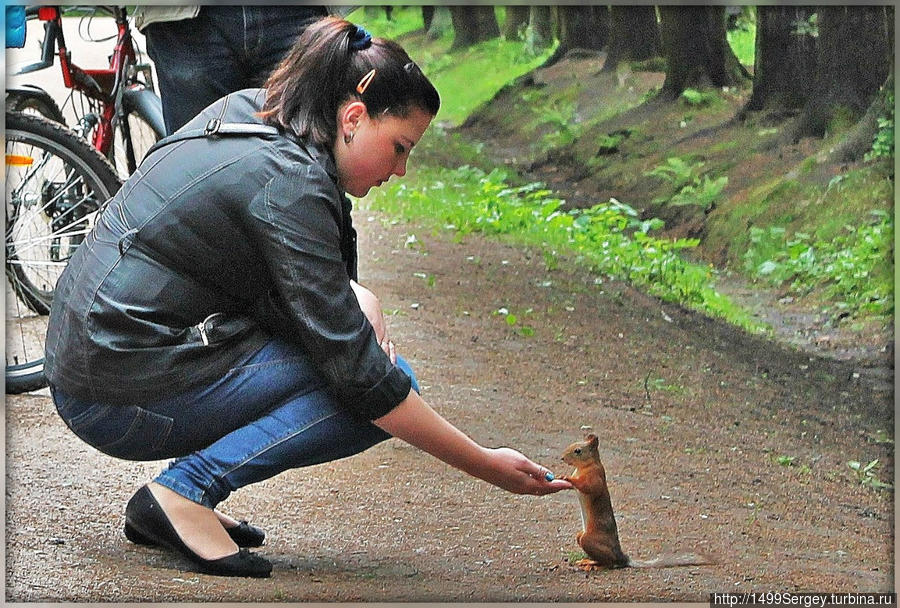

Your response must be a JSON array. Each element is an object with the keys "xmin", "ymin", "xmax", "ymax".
[{"xmin": 450, "ymin": 50, "xmax": 893, "ymax": 356}]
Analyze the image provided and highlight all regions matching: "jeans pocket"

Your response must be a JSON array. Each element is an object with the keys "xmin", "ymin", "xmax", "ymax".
[{"xmin": 64, "ymin": 402, "xmax": 174, "ymax": 461}]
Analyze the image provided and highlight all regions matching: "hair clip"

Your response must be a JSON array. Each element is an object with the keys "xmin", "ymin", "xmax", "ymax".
[
  {"xmin": 356, "ymin": 68, "xmax": 376, "ymax": 95},
  {"xmin": 349, "ymin": 25, "xmax": 372, "ymax": 51}
]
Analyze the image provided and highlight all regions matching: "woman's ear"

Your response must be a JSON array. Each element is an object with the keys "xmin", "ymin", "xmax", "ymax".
[{"xmin": 339, "ymin": 101, "xmax": 368, "ymax": 138}]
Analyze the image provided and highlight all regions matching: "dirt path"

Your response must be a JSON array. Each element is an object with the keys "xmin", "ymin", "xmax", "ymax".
[{"xmin": 5, "ymin": 207, "xmax": 893, "ymax": 602}]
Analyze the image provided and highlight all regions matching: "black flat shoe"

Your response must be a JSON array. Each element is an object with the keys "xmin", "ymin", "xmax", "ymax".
[
  {"xmin": 124, "ymin": 485, "xmax": 272, "ymax": 578},
  {"xmin": 125, "ymin": 518, "xmax": 265, "ymax": 547}
]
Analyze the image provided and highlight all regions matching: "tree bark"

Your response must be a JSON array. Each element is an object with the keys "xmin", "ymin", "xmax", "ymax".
[
  {"xmin": 422, "ymin": 6, "xmax": 435, "ymax": 32},
  {"xmin": 742, "ymin": 6, "xmax": 817, "ymax": 115},
  {"xmin": 449, "ymin": 7, "xmax": 500, "ymax": 50},
  {"xmin": 542, "ymin": 6, "xmax": 608, "ymax": 67},
  {"xmin": 604, "ymin": 6, "xmax": 660, "ymax": 72},
  {"xmin": 425, "ymin": 7, "xmax": 452, "ymax": 41},
  {"xmin": 529, "ymin": 6, "xmax": 555, "ymax": 50},
  {"xmin": 659, "ymin": 6, "xmax": 751, "ymax": 100},
  {"xmin": 831, "ymin": 70, "xmax": 894, "ymax": 162},
  {"xmin": 503, "ymin": 6, "xmax": 530, "ymax": 41},
  {"xmin": 791, "ymin": 6, "xmax": 894, "ymax": 140}
]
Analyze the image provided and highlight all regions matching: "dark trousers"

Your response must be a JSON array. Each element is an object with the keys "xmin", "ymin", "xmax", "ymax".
[{"xmin": 144, "ymin": 6, "xmax": 328, "ymax": 134}]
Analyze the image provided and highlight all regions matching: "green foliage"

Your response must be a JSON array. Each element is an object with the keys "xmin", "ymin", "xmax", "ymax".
[
  {"xmin": 646, "ymin": 157, "xmax": 729, "ymax": 211},
  {"xmin": 417, "ymin": 37, "xmax": 553, "ymax": 126},
  {"xmin": 669, "ymin": 175, "xmax": 728, "ymax": 211},
  {"xmin": 681, "ymin": 88, "xmax": 719, "ymax": 108},
  {"xmin": 744, "ymin": 210, "xmax": 894, "ymax": 318},
  {"xmin": 347, "ymin": 6, "xmax": 424, "ymax": 40},
  {"xmin": 865, "ymin": 89, "xmax": 894, "ymax": 161},
  {"xmin": 726, "ymin": 16, "xmax": 756, "ymax": 67},
  {"xmin": 519, "ymin": 89, "xmax": 581, "ymax": 151},
  {"xmin": 363, "ymin": 165, "xmax": 762, "ymax": 330},
  {"xmin": 847, "ymin": 459, "xmax": 893, "ymax": 491},
  {"xmin": 494, "ymin": 307, "xmax": 535, "ymax": 337},
  {"xmin": 793, "ymin": 13, "xmax": 819, "ymax": 38},
  {"xmin": 646, "ymin": 157, "xmax": 706, "ymax": 193},
  {"xmin": 596, "ymin": 131, "xmax": 629, "ymax": 155}
]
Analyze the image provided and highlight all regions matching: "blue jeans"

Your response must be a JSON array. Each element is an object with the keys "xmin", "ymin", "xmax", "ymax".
[
  {"xmin": 52, "ymin": 340, "xmax": 418, "ymax": 508},
  {"xmin": 144, "ymin": 6, "xmax": 327, "ymax": 134}
]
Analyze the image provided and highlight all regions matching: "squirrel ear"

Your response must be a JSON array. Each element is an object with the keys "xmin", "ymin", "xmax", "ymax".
[{"xmin": 587, "ymin": 434, "xmax": 599, "ymax": 447}]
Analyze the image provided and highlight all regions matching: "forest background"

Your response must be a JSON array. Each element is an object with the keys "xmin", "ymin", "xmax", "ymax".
[{"xmin": 355, "ymin": 5, "xmax": 895, "ymax": 358}]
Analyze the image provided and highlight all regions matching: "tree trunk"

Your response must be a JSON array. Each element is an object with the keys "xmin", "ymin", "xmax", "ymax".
[
  {"xmin": 503, "ymin": 6, "xmax": 530, "ymax": 41},
  {"xmin": 742, "ymin": 6, "xmax": 817, "ymax": 115},
  {"xmin": 604, "ymin": 6, "xmax": 661, "ymax": 72},
  {"xmin": 831, "ymin": 70, "xmax": 894, "ymax": 162},
  {"xmin": 659, "ymin": 6, "xmax": 751, "ymax": 99},
  {"xmin": 560, "ymin": 6, "xmax": 607, "ymax": 51},
  {"xmin": 541, "ymin": 6, "xmax": 608, "ymax": 67},
  {"xmin": 425, "ymin": 7, "xmax": 452, "ymax": 41},
  {"xmin": 529, "ymin": 6, "xmax": 555, "ymax": 50},
  {"xmin": 422, "ymin": 6, "xmax": 434, "ymax": 32},
  {"xmin": 791, "ymin": 6, "xmax": 894, "ymax": 140},
  {"xmin": 449, "ymin": 7, "xmax": 500, "ymax": 50}
]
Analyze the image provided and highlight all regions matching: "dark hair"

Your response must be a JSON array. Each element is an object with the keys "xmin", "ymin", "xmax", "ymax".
[{"xmin": 260, "ymin": 16, "xmax": 440, "ymax": 147}]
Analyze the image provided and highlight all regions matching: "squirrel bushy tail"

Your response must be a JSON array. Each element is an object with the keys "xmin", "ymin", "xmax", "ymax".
[{"xmin": 628, "ymin": 553, "xmax": 714, "ymax": 568}]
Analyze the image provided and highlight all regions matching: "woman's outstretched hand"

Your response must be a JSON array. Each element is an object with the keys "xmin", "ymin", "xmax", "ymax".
[
  {"xmin": 375, "ymin": 390, "xmax": 573, "ymax": 496},
  {"xmin": 478, "ymin": 447, "xmax": 573, "ymax": 495}
]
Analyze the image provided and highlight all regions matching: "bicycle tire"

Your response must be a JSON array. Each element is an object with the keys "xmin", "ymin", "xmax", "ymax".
[
  {"xmin": 5, "ymin": 89, "xmax": 67, "ymax": 124},
  {"xmin": 6, "ymin": 111, "xmax": 121, "ymax": 394}
]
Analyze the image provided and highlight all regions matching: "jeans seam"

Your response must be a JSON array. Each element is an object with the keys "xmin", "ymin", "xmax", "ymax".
[
  {"xmin": 227, "ymin": 356, "xmax": 311, "ymax": 376},
  {"xmin": 218, "ymin": 410, "xmax": 340, "ymax": 484},
  {"xmin": 154, "ymin": 476, "xmax": 206, "ymax": 505}
]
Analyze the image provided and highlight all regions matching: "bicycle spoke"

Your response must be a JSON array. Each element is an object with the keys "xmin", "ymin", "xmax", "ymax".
[{"xmin": 6, "ymin": 111, "xmax": 121, "ymax": 393}]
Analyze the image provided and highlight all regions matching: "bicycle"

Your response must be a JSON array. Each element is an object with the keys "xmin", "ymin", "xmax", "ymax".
[
  {"xmin": 7, "ymin": 5, "xmax": 165, "ymax": 178},
  {"xmin": 6, "ymin": 110, "xmax": 121, "ymax": 394}
]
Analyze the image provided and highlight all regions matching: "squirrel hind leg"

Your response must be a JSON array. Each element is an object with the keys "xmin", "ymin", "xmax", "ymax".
[{"xmin": 573, "ymin": 558, "xmax": 607, "ymax": 571}]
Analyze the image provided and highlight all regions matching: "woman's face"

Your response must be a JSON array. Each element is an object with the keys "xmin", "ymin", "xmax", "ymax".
[{"xmin": 335, "ymin": 103, "xmax": 433, "ymax": 198}]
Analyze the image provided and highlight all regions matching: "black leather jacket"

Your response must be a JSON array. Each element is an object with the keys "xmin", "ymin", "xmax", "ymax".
[{"xmin": 45, "ymin": 89, "xmax": 411, "ymax": 421}]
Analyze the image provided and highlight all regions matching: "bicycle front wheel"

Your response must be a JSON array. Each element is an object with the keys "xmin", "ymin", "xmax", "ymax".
[{"xmin": 6, "ymin": 111, "xmax": 121, "ymax": 394}]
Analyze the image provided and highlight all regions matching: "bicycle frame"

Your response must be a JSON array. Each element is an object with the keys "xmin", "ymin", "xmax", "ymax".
[{"xmin": 17, "ymin": 6, "xmax": 156, "ymax": 160}]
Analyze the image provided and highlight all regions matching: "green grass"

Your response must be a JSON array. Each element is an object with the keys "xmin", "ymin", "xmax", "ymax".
[
  {"xmin": 350, "ymin": 7, "xmax": 554, "ymax": 127},
  {"xmin": 362, "ymin": 165, "xmax": 764, "ymax": 332},
  {"xmin": 418, "ymin": 37, "xmax": 553, "ymax": 126},
  {"xmin": 727, "ymin": 21, "xmax": 756, "ymax": 68},
  {"xmin": 347, "ymin": 6, "xmax": 425, "ymax": 41}
]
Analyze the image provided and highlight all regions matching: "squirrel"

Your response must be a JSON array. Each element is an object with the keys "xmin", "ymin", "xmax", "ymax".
[{"xmin": 560, "ymin": 433, "xmax": 713, "ymax": 570}]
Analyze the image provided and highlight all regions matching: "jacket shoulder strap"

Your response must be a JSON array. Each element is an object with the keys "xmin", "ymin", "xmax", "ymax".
[{"xmin": 146, "ymin": 118, "xmax": 281, "ymax": 157}]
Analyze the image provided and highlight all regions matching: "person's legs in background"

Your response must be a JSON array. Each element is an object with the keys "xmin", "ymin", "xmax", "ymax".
[{"xmin": 144, "ymin": 6, "xmax": 327, "ymax": 134}]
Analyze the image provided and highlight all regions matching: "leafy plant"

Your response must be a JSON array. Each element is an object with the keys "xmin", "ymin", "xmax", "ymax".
[
  {"xmin": 646, "ymin": 157, "xmax": 728, "ymax": 211},
  {"xmin": 848, "ymin": 459, "xmax": 893, "ymax": 491},
  {"xmin": 646, "ymin": 156, "xmax": 706, "ymax": 194},
  {"xmin": 865, "ymin": 89, "xmax": 894, "ymax": 161},
  {"xmin": 669, "ymin": 175, "xmax": 728, "ymax": 211},
  {"xmin": 494, "ymin": 307, "xmax": 535, "ymax": 337},
  {"xmin": 744, "ymin": 210, "xmax": 894, "ymax": 318},
  {"xmin": 774, "ymin": 455, "xmax": 796, "ymax": 467}
]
